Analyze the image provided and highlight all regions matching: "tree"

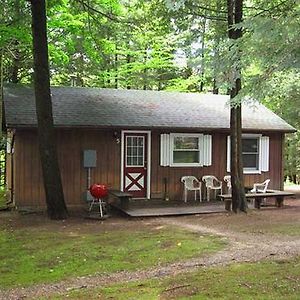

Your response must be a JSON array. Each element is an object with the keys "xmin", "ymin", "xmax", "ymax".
[
  {"xmin": 240, "ymin": 1, "xmax": 300, "ymax": 185},
  {"xmin": 165, "ymin": 0, "xmax": 247, "ymax": 211},
  {"xmin": 227, "ymin": 0, "xmax": 247, "ymax": 212},
  {"xmin": 29, "ymin": 0, "xmax": 68, "ymax": 219}
]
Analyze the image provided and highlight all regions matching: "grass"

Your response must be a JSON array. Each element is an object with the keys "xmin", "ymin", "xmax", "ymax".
[
  {"xmin": 0, "ymin": 189, "xmax": 7, "ymax": 209},
  {"xmin": 0, "ymin": 224, "xmax": 226, "ymax": 289},
  {"xmin": 284, "ymin": 181, "xmax": 300, "ymax": 188},
  {"xmin": 53, "ymin": 257, "xmax": 300, "ymax": 300}
]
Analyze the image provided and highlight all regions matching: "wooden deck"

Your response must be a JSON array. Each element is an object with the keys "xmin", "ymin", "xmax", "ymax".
[
  {"xmin": 111, "ymin": 200, "xmax": 227, "ymax": 217},
  {"xmin": 219, "ymin": 189, "xmax": 295, "ymax": 210},
  {"xmin": 110, "ymin": 191, "xmax": 292, "ymax": 217}
]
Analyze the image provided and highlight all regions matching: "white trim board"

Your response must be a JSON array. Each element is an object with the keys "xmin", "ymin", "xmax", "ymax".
[{"xmin": 120, "ymin": 130, "xmax": 151, "ymax": 199}]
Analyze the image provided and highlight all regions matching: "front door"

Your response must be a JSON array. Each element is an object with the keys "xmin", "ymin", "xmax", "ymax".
[{"xmin": 123, "ymin": 133, "xmax": 148, "ymax": 198}]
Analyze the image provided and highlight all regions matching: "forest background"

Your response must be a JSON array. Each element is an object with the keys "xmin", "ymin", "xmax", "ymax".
[{"xmin": 1, "ymin": 0, "xmax": 299, "ymax": 183}]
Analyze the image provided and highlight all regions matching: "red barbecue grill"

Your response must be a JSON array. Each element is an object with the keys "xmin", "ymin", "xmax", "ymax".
[{"xmin": 89, "ymin": 184, "xmax": 108, "ymax": 217}]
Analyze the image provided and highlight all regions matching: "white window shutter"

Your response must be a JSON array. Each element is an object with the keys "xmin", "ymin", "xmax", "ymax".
[
  {"xmin": 202, "ymin": 135, "xmax": 212, "ymax": 166},
  {"xmin": 227, "ymin": 136, "xmax": 231, "ymax": 172},
  {"xmin": 260, "ymin": 136, "xmax": 269, "ymax": 172},
  {"xmin": 160, "ymin": 134, "xmax": 170, "ymax": 166},
  {"xmin": 6, "ymin": 137, "xmax": 12, "ymax": 154}
]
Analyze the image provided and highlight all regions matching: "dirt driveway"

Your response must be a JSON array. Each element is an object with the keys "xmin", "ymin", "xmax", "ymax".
[{"xmin": 1, "ymin": 193, "xmax": 300, "ymax": 299}]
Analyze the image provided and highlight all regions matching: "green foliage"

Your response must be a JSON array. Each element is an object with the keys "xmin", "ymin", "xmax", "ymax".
[
  {"xmin": 1, "ymin": 0, "xmax": 300, "ymax": 177},
  {"xmin": 0, "ymin": 190, "xmax": 6, "ymax": 208},
  {"xmin": 0, "ymin": 224, "xmax": 225, "ymax": 288},
  {"xmin": 239, "ymin": 2, "xmax": 300, "ymax": 180}
]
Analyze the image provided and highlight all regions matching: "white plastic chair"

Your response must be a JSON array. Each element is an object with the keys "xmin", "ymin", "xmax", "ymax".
[
  {"xmin": 224, "ymin": 175, "xmax": 232, "ymax": 194},
  {"xmin": 202, "ymin": 175, "xmax": 222, "ymax": 201},
  {"xmin": 251, "ymin": 179, "xmax": 270, "ymax": 193},
  {"xmin": 181, "ymin": 176, "xmax": 202, "ymax": 203}
]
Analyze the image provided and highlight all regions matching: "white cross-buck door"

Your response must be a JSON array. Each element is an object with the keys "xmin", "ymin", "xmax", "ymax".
[{"xmin": 123, "ymin": 133, "xmax": 148, "ymax": 198}]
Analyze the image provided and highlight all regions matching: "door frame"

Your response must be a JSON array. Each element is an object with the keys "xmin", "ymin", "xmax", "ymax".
[{"xmin": 120, "ymin": 130, "xmax": 151, "ymax": 199}]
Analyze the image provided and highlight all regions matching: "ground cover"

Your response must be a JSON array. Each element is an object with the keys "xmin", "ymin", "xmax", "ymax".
[
  {"xmin": 0, "ymin": 212, "xmax": 226, "ymax": 289},
  {"xmin": 179, "ymin": 199, "xmax": 300, "ymax": 237},
  {"xmin": 0, "ymin": 190, "xmax": 6, "ymax": 209},
  {"xmin": 1, "ymin": 190, "xmax": 299, "ymax": 299},
  {"xmin": 52, "ymin": 256, "xmax": 300, "ymax": 300}
]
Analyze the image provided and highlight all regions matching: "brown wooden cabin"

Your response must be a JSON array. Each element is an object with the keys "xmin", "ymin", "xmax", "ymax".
[{"xmin": 4, "ymin": 86, "xmax": 295, "ymax": 210}]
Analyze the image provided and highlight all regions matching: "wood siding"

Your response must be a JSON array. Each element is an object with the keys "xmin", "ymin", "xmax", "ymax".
[
  {"xmin": 151, "ymin": 131, "xmax": 283, "ymax": 200},
  {"xmin": 12, "ymin": 129, "xmax": 284, "ymax": 208},
  {"xmin": 13, "ymin": 129, "xmax": 121, "ymax": 208}
]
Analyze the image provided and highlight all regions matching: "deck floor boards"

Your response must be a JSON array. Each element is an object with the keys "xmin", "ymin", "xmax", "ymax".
[{"xmin": 111, "ymin": 201, "xmax": 227, "ymax": 217}]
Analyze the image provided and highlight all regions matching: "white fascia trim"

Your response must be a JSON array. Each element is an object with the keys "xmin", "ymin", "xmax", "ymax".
[
  {"xmin": 120, "ymin": 130, "xmax": 151, "ymax": 199},
  {"xmin": 169, "ymin": 133, "xmax": 203, "ymax": 167}
]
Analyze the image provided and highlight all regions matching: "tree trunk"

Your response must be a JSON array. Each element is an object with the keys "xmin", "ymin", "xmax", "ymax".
[
  {"xmin": 143, "ymin": 49, "xmax": 147, "ymax": 90},
  {"xmin": 227, "ymin": 0, "xmax": 247, "ymax": 212},
  {"xmin": 200, "ymin": 18, "xmax": 206, "ymax": 92},
  {"xmin": 11, "ymin": 44, "xmax": 20, "ymax": 83},
  {"xmin": 114, "ymin": 53, "xmax": 118, "ymax": 89},
  {"xmin": 126, "ymin": 53, "xmax": 131, "ymax": 90},
  {"xmin": 212, "ymin": 78, "xmax": 219, "ymax": 94},
  {"xmin": 29, "ymin": 0, "xmax": 68, "ymax": 219},
  {"xmin": 11, "ymin": 1, "xmax": 21, "ymax": 83}
]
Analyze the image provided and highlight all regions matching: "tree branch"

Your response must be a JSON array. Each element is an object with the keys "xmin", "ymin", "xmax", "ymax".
[
  {"xmin": 185, "ymin": 3, "xmax": 227, "ymax": 14},
  {"xmin": 183, "ymin": 10, "xmax": 227, "ymax": 22},
  {"xmin": 74, "ymin": 0, "xmax": 123, "ymax": 23},
  {"xmin": 250, "ymin": 0, "xmax": 293, "ymax": 17}
]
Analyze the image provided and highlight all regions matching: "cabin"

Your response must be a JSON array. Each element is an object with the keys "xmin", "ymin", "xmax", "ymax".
[{"xmin": 3, "ymin": 85, "xmax": 295, "ymax": 211}]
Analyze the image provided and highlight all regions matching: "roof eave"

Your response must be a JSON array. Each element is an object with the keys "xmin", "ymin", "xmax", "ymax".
[{"xmin": 6, "ymin": 123, "xmax": 297, "ymax": 133}]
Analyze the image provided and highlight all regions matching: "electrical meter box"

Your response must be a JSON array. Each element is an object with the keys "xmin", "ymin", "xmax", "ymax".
[{"xmin": 83, "ymin": 150, "xmax": 97, "ymax": 168}]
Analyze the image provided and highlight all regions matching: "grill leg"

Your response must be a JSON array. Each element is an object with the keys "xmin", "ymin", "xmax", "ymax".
[
  {"xmin": 99, "ymin": 199, "xmax": 103, "ymax": 217},
  {"xmin": 89, "ymin": 199, "xmax": 95, "ymax": 211}
]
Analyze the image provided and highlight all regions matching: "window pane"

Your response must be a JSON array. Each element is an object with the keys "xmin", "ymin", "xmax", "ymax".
[
  {"xmin": 137, "ymin": 137, "xmax": 144, "ymax": 147},
  {"xmin": 173, "ymin": 151, "xmax": 199, "ymax": 163},
  {"xmin": 243, "ymin": 154, "xmax": 259, "ymax": 168},
  {"xmin": 138, "ymin": 157, "xmax": 143, "ymax": 165},
  {"xmin": 127, "ymin": 147, "xmax": 132, "ymax": 156},
  {"xmin": 242, "ymin": 138, "xmax": 258, "ymax": 153},
  {"xmin": 132, "ymin": 147, "xmax": 137, "ymax": 156},
  {"xmin": 127, "ymin": 137, "xmax": 133, "ymax": 146},
  {"xmin": 174, "ymin": 137, "xmax": 199, "ymax": 150},
  {"xmin": 138, "ymin": 147, "xmax": 143, "ymax": 156},
  {"xmin": 134, "ymin": 157, "xmax": 139, "ymax": 165}
]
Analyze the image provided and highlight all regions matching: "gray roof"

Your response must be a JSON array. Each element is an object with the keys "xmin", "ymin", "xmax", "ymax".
[{"xmin": 3, "ymin": 85, "xmax": 295, "ymax": 132}]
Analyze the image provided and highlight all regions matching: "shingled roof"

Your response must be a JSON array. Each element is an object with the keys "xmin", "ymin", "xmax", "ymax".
[{"xmin": 3, "ymin": 85, "xmax": 295, "ymax": 132}]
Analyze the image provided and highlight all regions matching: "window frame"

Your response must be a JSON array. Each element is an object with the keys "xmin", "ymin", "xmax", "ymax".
[
  {"xmin": 125, "ymin": 135, "xmax": 145, "ymax": 168},
  {"xmin": 169, "ymin": 133, "xmax": 203, "ymax": 167},
  {"xmin": 242, "ymin": 134, "xmax": 262, "ymax": 174}
]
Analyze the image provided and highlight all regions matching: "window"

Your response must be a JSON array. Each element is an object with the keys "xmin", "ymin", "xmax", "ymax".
[
  {"xmin": 126, "ymin": 136, "xmax": 144, "ymax": 166},
  {"xmin": 242, "ymin": 137, "xmax": 259, "ymax": 170},
  {"xmin": 160, "ymin": 133, "xmax": 212, "ymax": 167},
  {"xmin": 170, "ymin": 134, "xmax": 201, "ymax": 166},
  {"xmin": 227, "ymin": 134, "xmax": 269, "ymax": 174}
]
